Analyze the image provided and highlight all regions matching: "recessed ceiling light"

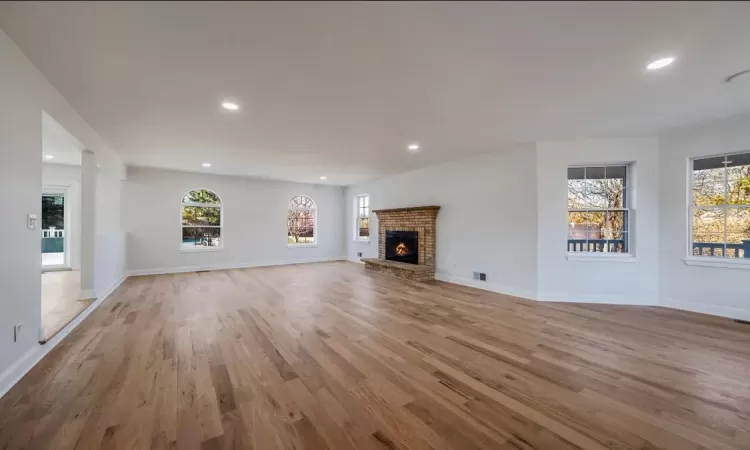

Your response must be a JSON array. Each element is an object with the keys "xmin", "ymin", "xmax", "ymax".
[
  {"xmin": 646, "ymin": 57, "xmax": 675, "ymax": 71},
  {"xmin": 44, "ymin": 154, "xmax": 54, "ymax": 159},
  {"xmin": 202, "ymin": 163, "xmax": 212, "ymax": 168},
  {"xmin": 407, "ymin": 143, "xmax": 420, "ymax": 152},
  {"xmin": 221, "ymin": 101, "xmax": 240, "ymax": 111},
  {"xmin": 320, "ymin": 176, "xmax": 327, "ymax": 180}
]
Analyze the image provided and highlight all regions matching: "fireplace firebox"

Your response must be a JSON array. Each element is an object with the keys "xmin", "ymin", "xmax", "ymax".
[{"xmin": 385, "ymin": 230, "xmax": 418, "ymax": 265}]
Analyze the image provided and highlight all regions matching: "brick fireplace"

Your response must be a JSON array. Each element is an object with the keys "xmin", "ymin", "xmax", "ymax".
[{"xmin": 362, "ymin": 205, "xmax": 440, "ymax": 281}]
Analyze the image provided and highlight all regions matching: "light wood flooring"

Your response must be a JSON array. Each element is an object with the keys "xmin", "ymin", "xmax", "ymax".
[
  {"xmin": 41, "ymin": 270, "xmax": 94, "ymax": 341},
  {"xmin": 2, "ymin": 261, "xmax": 750, "ymax": 449}
]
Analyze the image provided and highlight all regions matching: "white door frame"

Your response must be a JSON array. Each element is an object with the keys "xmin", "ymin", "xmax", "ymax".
[{"xmin": 41, "ymin": 185, "xmax": 72, "ymax": 272}]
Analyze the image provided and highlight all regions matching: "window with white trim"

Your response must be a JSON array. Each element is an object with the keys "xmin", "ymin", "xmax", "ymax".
[
  {"xmin": 288, "ymin": 195, "xmax": 316, "ymax": 245},
  {"xmin": 567, "ymin": 165, "xmax": 631, "ymax": 253},
  {"xmin": 691, "ymin": 152, "xmax": 750, "ymax": 259},
  {"xmin": 181, "ymin": 189, "xmax": 222, "ymax": 250},
  {"xmin": 355, "ymin": 194, "xmax": 370, "ymax": 241}
]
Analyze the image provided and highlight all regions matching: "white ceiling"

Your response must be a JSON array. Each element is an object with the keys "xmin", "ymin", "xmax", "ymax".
[
  {"xmin": 2, "ymin": 1, "xmax": 750, "ymax": 185},
  {"xmin": 42, "ymin": 111, "xmax": 82, "ymax": 166}
]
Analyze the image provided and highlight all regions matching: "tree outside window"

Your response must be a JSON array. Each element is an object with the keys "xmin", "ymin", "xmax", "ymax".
[{"xmin": 288, "ymin": 196, "xmax": 316, "ymax": 245}]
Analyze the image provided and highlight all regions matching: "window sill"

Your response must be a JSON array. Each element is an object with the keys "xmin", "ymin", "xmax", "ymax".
[
  {"xmin": 287, "ymin": 243, "xmax": 318, "ymax": 248},
  {"xmin": 180, "ymin": 247, "xmax": 224, "ymax": 253},
  {"xmin": 684, "ymin": 257, "xmax": 750, "ymax": 270},
  {"xmin": 352, "ymin": 239, "xmax": 370, "ymax": 244},
  {"xmin": 566, "ymin": 253, "xmax": 637, "ymax": 263}
]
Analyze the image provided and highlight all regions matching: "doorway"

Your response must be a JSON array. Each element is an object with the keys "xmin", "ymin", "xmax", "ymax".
[{"xmin": 41, "ymin": 190, "xmax": 69, "ymax": 270}]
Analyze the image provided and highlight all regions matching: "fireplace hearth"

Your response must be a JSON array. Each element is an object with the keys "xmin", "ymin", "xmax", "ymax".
[
  {"xmin": 362, "ymin": 205, "xmax": 440, "ymax": 282},
  {"xmin": 385, "ymin": 231, "xmax": 418, "ymax": 265}
]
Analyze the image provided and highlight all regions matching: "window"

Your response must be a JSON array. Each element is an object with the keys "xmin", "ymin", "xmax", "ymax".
[
  {"xmin": 288, "ymin": 195, "xmax": 316, "ymax": 245},
  {"xmin": 355, "ymin": 194, "xmax": 370, "ymax": 241},
  {"xmin": 181, "ymin": 189, "xmax": 222, "ymax": 250},
  {"xmin": 567, "ymin": 165, "xmax": 630, "ymax": 253},
  {"xmin": 690, "ymin": 152, "xmax": 750, "ymax": 259}
]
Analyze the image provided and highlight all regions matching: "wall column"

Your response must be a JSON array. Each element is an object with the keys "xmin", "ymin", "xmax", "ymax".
[{"xmin": 79, "ymin": 149, "xmax": 96, "ymax": 299}]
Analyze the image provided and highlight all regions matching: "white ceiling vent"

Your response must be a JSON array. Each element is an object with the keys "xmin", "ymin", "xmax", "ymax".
[{"xmin": 725, "ymin": 69, "xmax": 750, "ymax": 84}]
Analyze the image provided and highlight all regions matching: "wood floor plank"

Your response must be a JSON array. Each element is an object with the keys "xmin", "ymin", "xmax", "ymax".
[{"xmin": 1, "ymin": 261, "xmax": 749, "ymax": 449}]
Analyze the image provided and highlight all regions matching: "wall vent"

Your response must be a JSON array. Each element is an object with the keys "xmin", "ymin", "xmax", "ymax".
[
  {"xmin": 357, "ymin": 252, "xmax": 363, "ymax": 257},
  {"xmin": 473, "ymin": 272, "xmax": 487, "ymax": 281}
]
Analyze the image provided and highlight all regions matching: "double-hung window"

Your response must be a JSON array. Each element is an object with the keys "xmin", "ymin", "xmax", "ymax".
[
  {"xmin": 355, "ymin": 195, "xmax": 370, "ymax": 241},
  {"xmin": 691, "ymin": 152, "xmax": 750, "ymax": 259},
  {"xmin": 567, "ymin": 165, "xmax": 631, "ymax": 254}
]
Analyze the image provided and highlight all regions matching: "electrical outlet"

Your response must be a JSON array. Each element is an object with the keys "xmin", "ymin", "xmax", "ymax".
[
  {"xmin": 357, "ymin": 252, "xmax": 362, "ymax": 257},
  {"xmin": 13, "ymin": 324, "xmax": 22, "ymax": 342},
  {"xmin": 473, "ymin": 272, "xmax": 487, "ymax": 281}
]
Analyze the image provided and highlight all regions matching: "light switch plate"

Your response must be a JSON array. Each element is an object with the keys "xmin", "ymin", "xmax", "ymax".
[{"xmin": 27, "ymin": 213, "xmax": 38, "ymax": 229}]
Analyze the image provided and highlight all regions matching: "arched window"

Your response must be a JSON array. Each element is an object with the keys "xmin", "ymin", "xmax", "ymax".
[
  {"xmin": 181, "ymin": 189, "xmax": 222, "ymax": 250},
  {"xmin": 287, "ymin": 195, "xmax": 316, "ymax": 245}
]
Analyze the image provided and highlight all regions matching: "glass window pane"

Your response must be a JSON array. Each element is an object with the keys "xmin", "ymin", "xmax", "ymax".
[
  {"xmin": 567, "ymin": 212, "xmax": 588, "ymax": 239},
  {"xmin": 606, "ymin": 166, "xmax": 627, "ymax": 180},
  {"xmin": 693, "ymin": 181, "xmax": 726, "ymax": 206},
  {"xmin": 182, "ymin": 227, "xmax": 221, "ymax": 248},
  {"xmin": 182, "ymin": 189, "xmax": 220, "ymax": 204},
  {"xmin": 693, "ymin": 156, "xmax": 728, "ymax": 171},
  {"xmin": 567, "ymin": 179, "xmax": 587, "ymax": 208},
  {"xmin": 586, "ymin": 167, "xmax": 606, "ymax": 179},
  {"xmin": 358, "ymin": 217, "xmax": 369, "ymax": 239},
  {"xmin": 364, "ymin": 196, "xmax": 369, "ymax": 207},
  {"xmin": 584, "ymin": 178, "xmax": 622, "ymax": 208},
  {"xmin": 289, "ymin": 196, "xmax": 315, "ymax": 209},
  {"xmin": 42, "ymin": 194, "xmax": 65, "ymax": 229},
  {"xmin": 182, "ymin": 206, "xmax": 221, "ymax": 226},
  {"xmin": 583, "ymin": 232, "xmax": 627, "ymax": 253},
  {"xmin": 567, "ymin": 167, "xmax": 585, "ymax": 180},
  {"xmin": 288, "ymin": 210, "xmax": 315, "ymax": 244},
  {"xmin": 726, "ymin": 208, "xmax": 750, "ymax": 235},
  {"xmin": 727, "ymin": 177, "xmax": 750, "ymax": 205},
  {"xmin": 692, "ymin": 208, "xmax": 725, "ymax": 258}
]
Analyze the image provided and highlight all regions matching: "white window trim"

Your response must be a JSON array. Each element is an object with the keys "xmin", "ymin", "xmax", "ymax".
[
  {"xmin": 180, "ymin": 190, "xmax": 224, "ymax": 252},
  {"xmin": 566, "ymin": 164, "xmax": 634, "ymax": 258},
  {"xmin": 687, "ymin": 152, "xmax": 750, "ymax": 266},
  {"xmin": 287, "ymin": 195, "xmax": 317, "ymax": 247},
  {"xmin": 684, "ymin": 257, "xmax": 750, "ymax": 270},
  {"xmin": 566, "ymin": 253, "xmax": 638, "ymax": 263},
  {"xmin": 353, "ymin": 194, "xmax": 370, "ymax": 243}
]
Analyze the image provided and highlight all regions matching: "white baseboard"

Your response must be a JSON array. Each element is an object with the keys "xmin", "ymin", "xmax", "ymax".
[
  {"xmin": 537, "ymin": 291, "xmax": 658, "ymax": 306},
  {"xmin": 127, "ymin": 256, "xmax": 348, "ymax": 276},
  {"xmin": 0, "ymin": 275, "xmax": 127, "ymax": 400},
  {"xmin": 348, "ymin": 257, "xmax": 365, "ymax": 264},
  {"xmin": 435, "ymin": 273, "xmax": 538, "ymax": 301},
  {"xmin": 659, "ymin": 297, "xmax": 750, "ymax": 321}
]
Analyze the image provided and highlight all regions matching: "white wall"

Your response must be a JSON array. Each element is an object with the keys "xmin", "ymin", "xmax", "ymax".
[
  {"xmin": 0, "ymin": 27, "xmax": 125, "ymax": 391},
  {"xmin": 345, "ymin": 145, "xmax": 539, "ymax": 299},
  {"xmin": 123, "ymin": 167, "xmax": 346, "ymax": 274},
  {"xmin": 659, "ymin": 113, "xmax": 750, "ymax": 319},
  {"xmin": 94, "ymin": 161, "xmax": 125, "ymax": 297},
  {"xmin": 42, "ymin": 163, "xmax": 81, "ymax": 270},
  {"xmin": 536, "ymin": 138, "xmax": 660, "ymax": 305}
]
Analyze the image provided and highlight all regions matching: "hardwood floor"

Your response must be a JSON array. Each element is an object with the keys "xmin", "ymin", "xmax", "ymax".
[
  {"xmin": 2, "ymin": 261, "xmax": 749, "ymax": 449},
  {"xmin": 41, "ymin": 270, "xmax": 94, "ymax": 341}
]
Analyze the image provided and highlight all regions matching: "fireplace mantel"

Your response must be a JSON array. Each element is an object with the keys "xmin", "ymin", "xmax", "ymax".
[
  {"xmin": 372, "ymin": 206, "xmax": 440, "ymax": 215},
  {"xmin": 364, "ymin": 205, "xmax": 440, "ymax": 281}
]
